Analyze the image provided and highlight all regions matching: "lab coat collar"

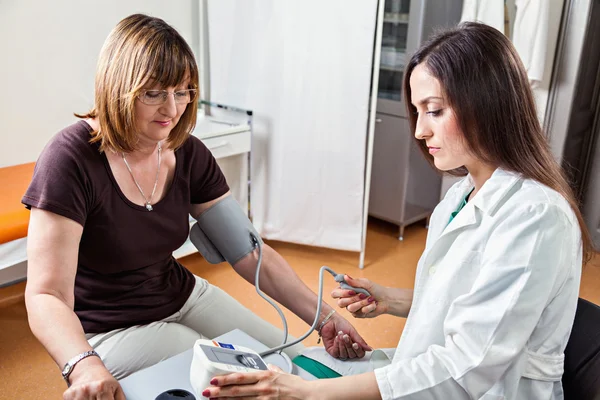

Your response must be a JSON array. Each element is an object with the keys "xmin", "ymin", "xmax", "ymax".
[
  {"xmin": 445, "ymin": 168, "xmax": 522, "ymax": 216},
  {"xmin": 434, "ymin": 168, "xmax": 522, "ymax": 241},
  {"xmin": 469, "ymin": 168, "xmax": 523, "ymax": 216}
]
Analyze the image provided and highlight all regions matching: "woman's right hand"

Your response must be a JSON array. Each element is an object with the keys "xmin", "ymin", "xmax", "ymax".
[
  {"xmin": 63, "ymin": 361, "xmax": 125, "ymax": 400},
  {"xmin": 331, "ymin": 275, "xmax": 389, "ymax": 318}
]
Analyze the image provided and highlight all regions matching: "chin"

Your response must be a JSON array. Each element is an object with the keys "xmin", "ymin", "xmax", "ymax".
[
  {"xmin": 150, "ymin": 128, "xmax": 173, "ymax": 140},
  {"xmin": 434, "ymin": 160, "xmax": 462, "ymax": 172}
]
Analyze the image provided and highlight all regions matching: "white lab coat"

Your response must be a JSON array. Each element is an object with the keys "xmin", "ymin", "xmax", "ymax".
[
  {"xmin": 374, "ymin": 168, "xmax": 582, "ymax": 399},
  {"xmin": 512, "ymin": 0, "xmax": 550, "ymax": 87},
  {"xmin": 460, "ymin": 0, "xmax": 505, "ymax": 34}
]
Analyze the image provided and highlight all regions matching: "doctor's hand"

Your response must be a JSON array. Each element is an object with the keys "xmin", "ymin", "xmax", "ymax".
[
  {"xmin": 204, "ymin": 364, "xmax": 314, "ymax": 399},
  {"xmin": 332, "ymin": 275, "xmax": 413, "ymax": 319},
  {"xmin": 320, "ymin": 312, "xmax": 372, "ymax": 360},
  {"xmin": 331, "ymin": 275, "xmax": 388, "ymax": 319}
]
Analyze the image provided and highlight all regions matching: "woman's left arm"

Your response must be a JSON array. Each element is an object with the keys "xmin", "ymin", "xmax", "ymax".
[
  {"xmin": 191, "ymin": 193, "xmax": 371, "ymax": 359},
  {"xmin": 204, "ymin": 368, "xmax": 382, "ymax": 400},
  {"xmin": 233, "ymin": 240, "xmax": 372, "ymax": 358}
]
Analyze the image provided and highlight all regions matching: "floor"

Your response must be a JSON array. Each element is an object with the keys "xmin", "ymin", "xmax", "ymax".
[{"xmin": 1, "ymin": 219, "xmax": 599, "ymax": 399}]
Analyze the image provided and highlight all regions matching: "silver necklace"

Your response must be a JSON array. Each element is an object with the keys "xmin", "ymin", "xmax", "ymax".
[{"xmin": 121, "ymin": 142, "xmax": 162, "ymax": 211}]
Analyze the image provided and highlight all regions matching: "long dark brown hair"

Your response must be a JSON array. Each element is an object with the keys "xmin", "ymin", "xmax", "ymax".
[{"xmin": 403, "ymin": 22, "xmax": 594, "ymax": 263}]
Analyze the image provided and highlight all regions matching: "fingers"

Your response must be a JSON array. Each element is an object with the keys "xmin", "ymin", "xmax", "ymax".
[
  {"xmin": 339, "ymin": 294, "xmax": 372, "ymax": 311},
  {"xmin": 334, "ymin": 335, "xmax": 347, "ymax": 360},
  {"xmin": 352, "ymin": 341, "xmax": 367, "ymax": 357},
  {"xmin": 361, "ymin": 301, "xmax": 377, "ymax": 315},
  {"xmin": 346, "ymin": 296, "xmax": 377, "ymax": 313},
  {"xmin": 344, "ymin": 275, "xmax": 372, "ymax": 291},
  {"xmin": 346, "ymin": 330, "xmax": 371, "ymax": 353},
  {"xmin": 267, "ymin": 364, "xmax": 284, "ymax": 372},
  {"xmin": 64, "ymin": 382, "xmax": 120, "ymax": 400},
  {"xmin": 344, "ymin": 329, "xmax": 368, "ymax": 356},
  {"xmin": 210, "ymin": 371, "xmax": 265, "ymax": 387},
  {"xmin": 350, "ymin": 304, "xmax": 377, "ymax": 319},
  {"xmin": 336, "ymin": 331, "xmax": 359, "ymax": 360},
  {"xmin": 114, "ymin": 387, "xmax": 126, "ymax": 400},
  {"xmin": 95, "ymin": 392, "xmax": 112, "ymax": 400},
  {"xmin": 331, "ymin": 288, "xmax": 357, "ymax": 300},
  {"xmin": 205, "ymin": 371, "xmax": 274, "ymax": 398}
]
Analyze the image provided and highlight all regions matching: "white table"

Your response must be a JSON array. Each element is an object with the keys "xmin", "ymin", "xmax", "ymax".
[{"xmin": 120, "ymin": 329, "xmax": 315, "ymax": 400}]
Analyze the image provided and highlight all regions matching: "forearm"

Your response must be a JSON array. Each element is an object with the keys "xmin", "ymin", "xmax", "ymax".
[
  {"xmin": 26, "ymin": 293, "xmax": 95, "ymax": 368},
  {"xmin": 309, "ymin": 372, "xmax": 382, "ymax": 400},
  {"xmin": 383, "ymin": 287, "xmax": 414, "ymax": 318},
  {"xmin": 234, "ymin": 244, "xmax": 333, "ymax": 326}
]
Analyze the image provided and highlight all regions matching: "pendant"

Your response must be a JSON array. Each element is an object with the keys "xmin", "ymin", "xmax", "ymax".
[{"xmin": 145, "ymin": 203, "xmax": 153, "ymax": 211}]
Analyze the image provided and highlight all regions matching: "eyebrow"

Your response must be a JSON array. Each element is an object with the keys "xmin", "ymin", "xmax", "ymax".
[{"xmin": 413, "ymin": 96, "xmax": 443, "ymax": 106}]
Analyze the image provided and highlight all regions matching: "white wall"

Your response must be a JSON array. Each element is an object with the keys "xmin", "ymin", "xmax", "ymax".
[{"xmin": 0, "ymin": 1, "xmax": 198, "ymax": 168}]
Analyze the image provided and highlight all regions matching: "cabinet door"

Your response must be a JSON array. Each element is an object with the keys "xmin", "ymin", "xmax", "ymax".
[
  {"xmin": 377, "ymin": 0, "xmax": 413, "ymax": 118},
  {"xmin": 368, "ymin": 113, "xmax": 412, "ymax": 224}
]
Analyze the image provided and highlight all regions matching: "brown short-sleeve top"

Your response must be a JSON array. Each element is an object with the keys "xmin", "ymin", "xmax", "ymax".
[{"xmin": 22, "ymin": 120, "xmax": 229, "ymax": 333}]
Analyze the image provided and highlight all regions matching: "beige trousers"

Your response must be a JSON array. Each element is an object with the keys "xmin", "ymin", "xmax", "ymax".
[{"xmin": 86, "ymin": 275, "xmax": 305, "ymax": 379}]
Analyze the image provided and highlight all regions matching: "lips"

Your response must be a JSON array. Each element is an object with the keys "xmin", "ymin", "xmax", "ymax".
[
  {"xmin": 428, "ymin": 146, "xmax": 440, "ymax": 155},
  {"xmin": 155, "ymin": 120, "xmax": 171, "ymax": 127}
]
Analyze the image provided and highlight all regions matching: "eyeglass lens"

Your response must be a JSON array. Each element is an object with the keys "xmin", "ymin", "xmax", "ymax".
[{"xmin": 140, "ymin": 89, "xmax": 197, "ymax": 105}]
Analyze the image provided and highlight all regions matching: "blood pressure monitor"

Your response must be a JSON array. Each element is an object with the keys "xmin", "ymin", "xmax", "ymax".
[{"xmin": 190, "ymin": 339, "xmax": 268, "ymax": 395}]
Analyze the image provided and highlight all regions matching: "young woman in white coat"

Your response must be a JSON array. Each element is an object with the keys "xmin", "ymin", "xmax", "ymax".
[{"xmin": 202, "ymin": 22, "xmax": 594, "ymax": 400}]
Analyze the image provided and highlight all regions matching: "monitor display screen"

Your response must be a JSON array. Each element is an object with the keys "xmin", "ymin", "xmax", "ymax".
[{"xmin": 213, "ymin": 349, "xmax": 243, "ymax": 366}]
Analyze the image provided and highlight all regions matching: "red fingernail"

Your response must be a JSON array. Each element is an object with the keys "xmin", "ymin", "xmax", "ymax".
[
  {"xmin": 202, "ymin": 390, "xmax": 210, "ymax": 397},
  {"xmin": 210, "ymin": 378, "xmax": 218, "ymax": 385},
  {"xmin": 348, "ymin": 290, "xmax": 356, "ymax": 295},
  {"xmin": 359, "ymin": 293, "xmax": 367, "ymax": 299},
  {"xmin": 368, "ymin": 297, "xmax": 375, "ymax": 303}
]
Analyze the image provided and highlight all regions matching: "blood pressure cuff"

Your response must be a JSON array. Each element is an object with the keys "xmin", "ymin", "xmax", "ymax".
[{"xmin": 190, "ymin": 195, "xmax": 263, "ymax": 266}]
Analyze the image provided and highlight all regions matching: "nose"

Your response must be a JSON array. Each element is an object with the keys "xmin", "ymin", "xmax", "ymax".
[
  {"xmin": 158, "ymin": 93, "xmax": 178, "ymax": 118},
  {"xmin": 414, "ymin": 114, "xmax": 432, "ymax": 140}
]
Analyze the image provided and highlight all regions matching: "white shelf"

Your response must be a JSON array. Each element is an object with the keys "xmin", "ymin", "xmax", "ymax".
[
  {"xmin": 192, "ymin": 110, "xmax": 250, "ymax": 140},
  {"xmin": 192, "ymin": 113, "xmax": 250, "ymax": 139}
]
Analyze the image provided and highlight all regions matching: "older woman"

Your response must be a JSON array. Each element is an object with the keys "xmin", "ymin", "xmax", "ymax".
[{"xmin": 23, "ymin": 14, "xmax": 368, "ymax": 400}]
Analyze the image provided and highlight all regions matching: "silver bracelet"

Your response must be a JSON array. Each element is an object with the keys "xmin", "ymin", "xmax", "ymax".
[
  {"xmin": 316, "ymin": 309, "xmax": 336, "ymax": 344},
  {"xmin": 61, "ymin": 350, "xmax": 101, "ymax": 386}
]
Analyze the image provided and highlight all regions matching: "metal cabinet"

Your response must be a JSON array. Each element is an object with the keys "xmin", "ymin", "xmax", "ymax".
[
  {"xmin": 367, "ymin": 0, "xmax": 462, "ymax": 240},
  {"xmin": 368, "ymin": 113, "xmax": 441, "ymax": 240}
]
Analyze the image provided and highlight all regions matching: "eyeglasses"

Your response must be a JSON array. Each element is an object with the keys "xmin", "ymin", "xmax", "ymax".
[{"xmin": 138, "ymin": 89, "xmax": 198, "ymax": 106}]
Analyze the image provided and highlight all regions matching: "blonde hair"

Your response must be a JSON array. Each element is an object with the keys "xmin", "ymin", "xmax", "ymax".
[{"xmin": 76, "ymin": 14, "xmax": 199, "ymax": 153}]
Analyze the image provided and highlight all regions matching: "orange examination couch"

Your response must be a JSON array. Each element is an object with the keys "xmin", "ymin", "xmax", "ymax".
[{"xmin": 0, "ymin": 163, "xmax": 34, "ymax": 245}]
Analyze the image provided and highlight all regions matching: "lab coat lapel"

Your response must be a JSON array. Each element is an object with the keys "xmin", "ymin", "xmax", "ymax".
[
  {"xmin": 425, "ymin": 197, "xmax": 480, "ymax": 265},
  {"xmin": 423, "ymin": 169, "xmax": 522, "ymax": 266},
  {"xmin": 441, "ymin": 201, "xmax": 478, "ymax": 237},
  {"xmin": 431, "ymin": 176, "xmax": 477, "ymax": 243},
  {"xmin": 420, "ymin": 177, "xmax": 479, "ymax": 267}
]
